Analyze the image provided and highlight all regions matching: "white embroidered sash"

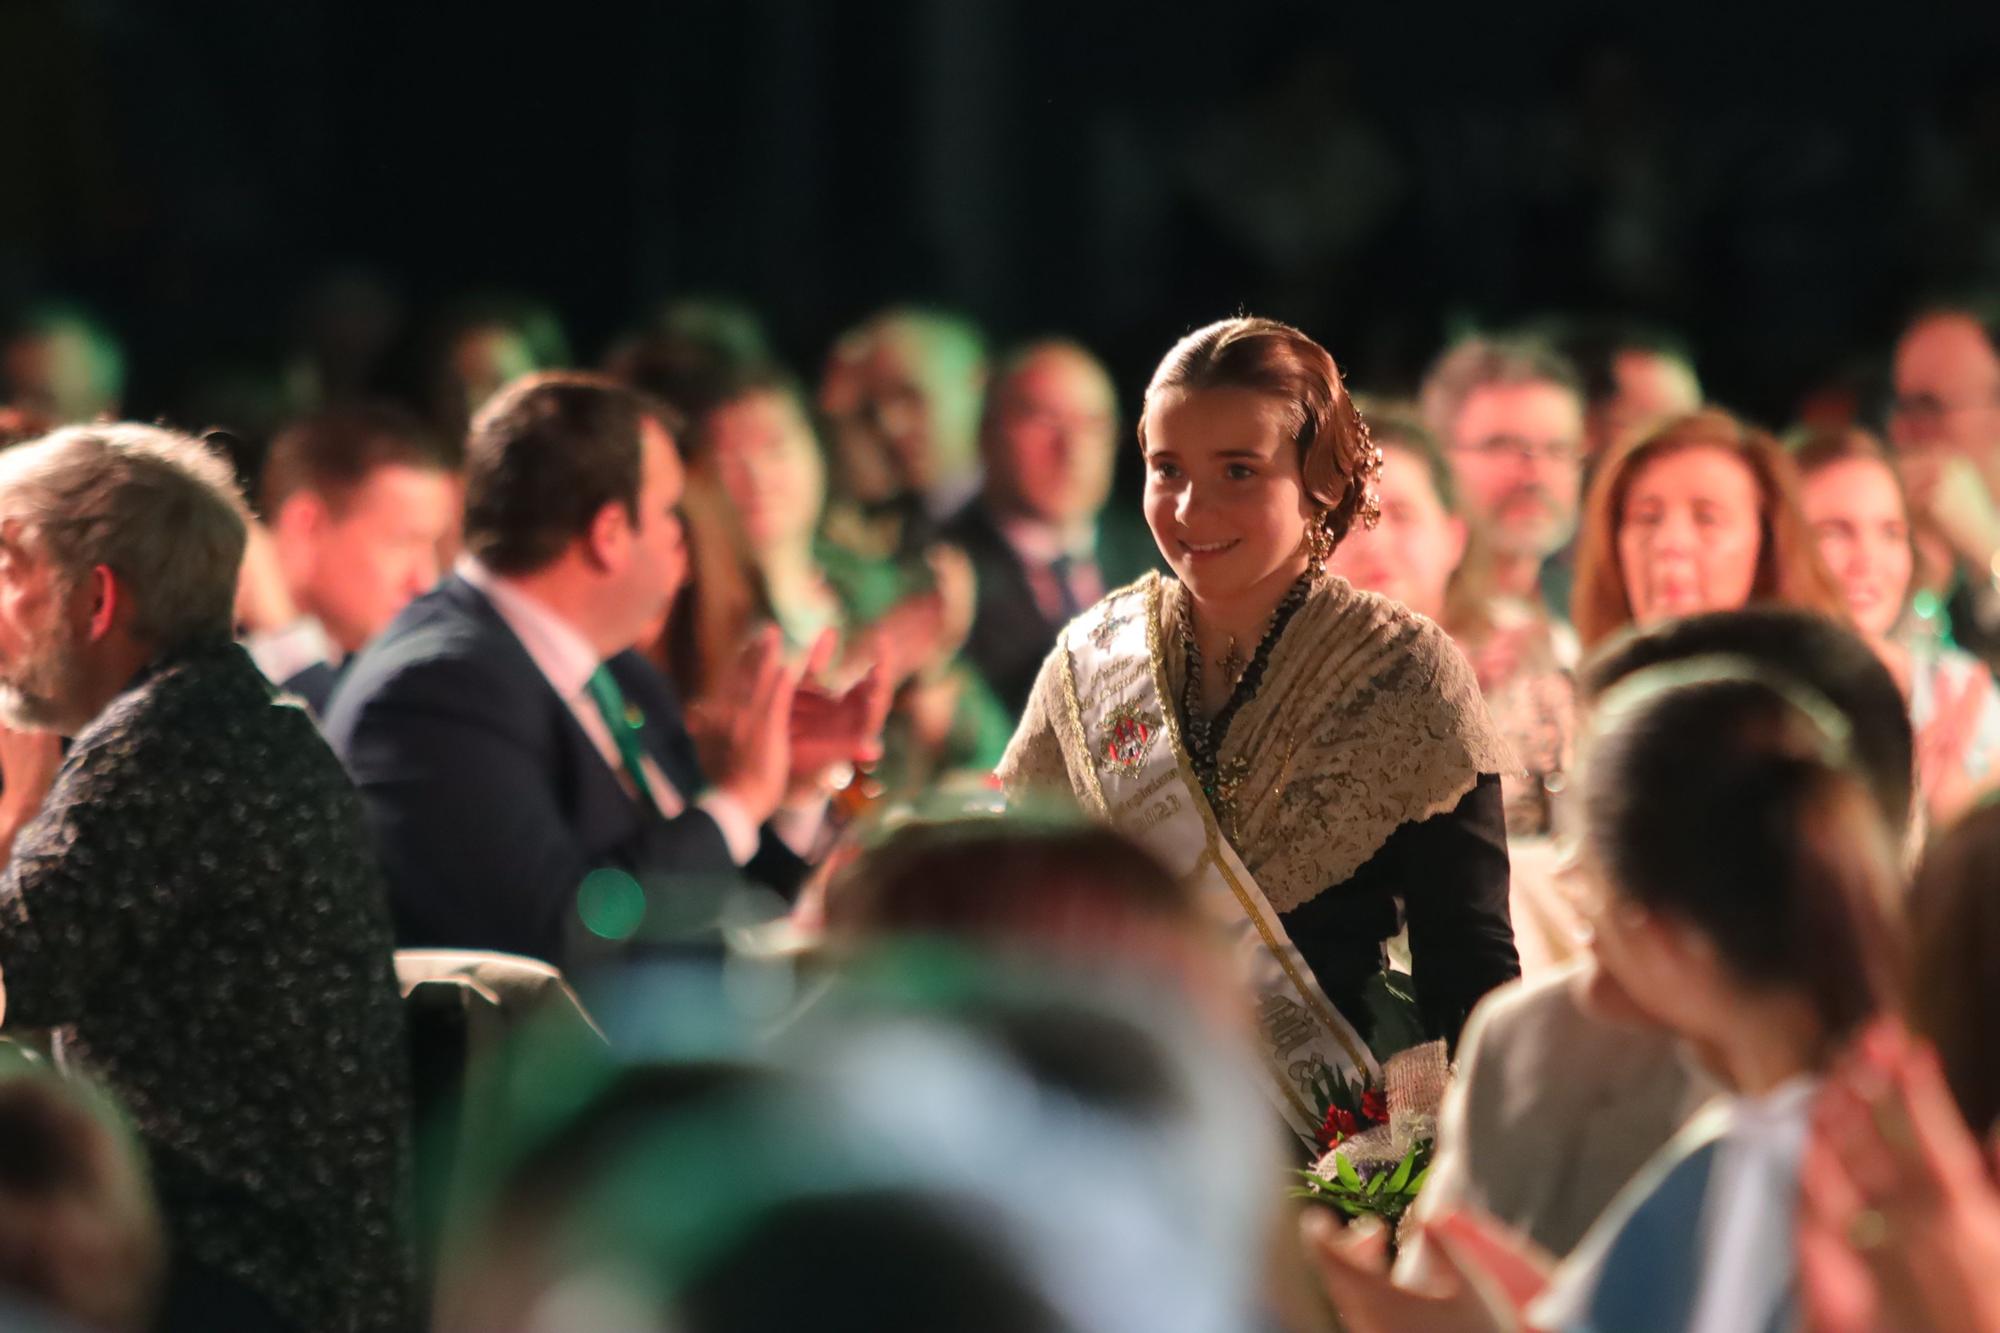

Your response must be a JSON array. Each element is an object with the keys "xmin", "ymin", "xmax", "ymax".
[{"xmin": 1056, "ymin": 578, "xmax": 1376, "ymax": 1139}]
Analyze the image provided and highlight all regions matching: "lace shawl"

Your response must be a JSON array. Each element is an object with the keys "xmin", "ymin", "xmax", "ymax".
[{"xmin": 998, "ymin": 572, "xmax": 1516, "ymax": 912}]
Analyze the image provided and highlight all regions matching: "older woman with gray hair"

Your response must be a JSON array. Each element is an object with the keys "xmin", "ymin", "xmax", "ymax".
[{"xmin": 0, "ymin": 424, "xmax": 413, "ymax": 1332}]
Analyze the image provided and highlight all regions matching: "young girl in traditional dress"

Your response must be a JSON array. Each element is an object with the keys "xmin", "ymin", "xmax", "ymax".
[{"xmin": 999, "ymin": 317, "xmax": 1518, "ymax": 1141}]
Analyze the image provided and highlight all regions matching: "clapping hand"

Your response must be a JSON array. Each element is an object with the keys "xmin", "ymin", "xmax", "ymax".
[
  {"xmin": 1798, "ymin": 1019, "xmax": 2000, "ymax": 1333},
  {"xmin": 1903, "ymin": 450, "xmax": 2000, "ymax": 570},
  {"xmin": 787, "ymin": 630, "xmax": 890, "ymax": 793},
  {"xmin": 697, "ymin": 626, "xmax": 802, "ymax": 826},
  {"xmin": 1914, "ymin": 669, "xmax": 1991, "ymax": 824}
]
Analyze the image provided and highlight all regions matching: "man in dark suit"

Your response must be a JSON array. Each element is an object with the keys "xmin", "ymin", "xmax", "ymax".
[
  {"xmin": 946, "ymin": 340, "xmax": 1161, "ymax": 718},
  {"xmin": 243, "ymin": 405, "xmax": 458, "ymax": 715},
  {"xmin": 327, "ymin": 373, "xmax": 867, "ymax": 967}
]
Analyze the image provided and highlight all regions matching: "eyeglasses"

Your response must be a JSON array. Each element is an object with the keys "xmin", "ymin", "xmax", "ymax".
[
  {"xmin": 1453, "ymin": 435, "xmax": 1584, "ymax": 465},
  {"xmin": 1891, "ymin": 390, "xmax": 2000, "ymax": 423}
]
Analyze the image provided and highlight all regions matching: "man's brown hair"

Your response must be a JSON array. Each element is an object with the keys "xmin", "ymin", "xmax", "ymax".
[
  {"xmin": 461, "ymin": 372, "xmax": 679, "ymax": 576},
  {"xmin": 258, "ymin": 404, "xmax": 454, "ymax": 517}
]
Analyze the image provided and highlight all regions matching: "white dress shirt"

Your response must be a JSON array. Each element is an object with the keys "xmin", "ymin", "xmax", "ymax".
[{"xmin": 244, "ymin": 614, "xmax": 339, "ymax": 688}]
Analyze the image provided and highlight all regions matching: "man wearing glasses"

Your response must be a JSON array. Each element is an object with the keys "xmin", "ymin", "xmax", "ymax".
[
  {"xmin": 1889, "ymin": 305, "xmax": 2000, "ymax": 670},
  {"xmin": 1420, "ymin": 336, "xmax": 1589, "ymax": 661}
]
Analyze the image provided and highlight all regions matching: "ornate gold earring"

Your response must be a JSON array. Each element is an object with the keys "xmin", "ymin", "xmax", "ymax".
[
  {"xmin": 1355, "ymin": 420, "xmax": 1386, "ymax": 532},
  {"xmin": 1305, "ymin": 513, "xmax": 1337, "ymax": 565}
]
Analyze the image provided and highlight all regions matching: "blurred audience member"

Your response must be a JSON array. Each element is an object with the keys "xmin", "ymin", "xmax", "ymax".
[
  {"xmin": 0, "ymin": 1073, "xmax": 162, "ymax": 1332},
  {"xmin": 282, "ymin": 267, "xmax": 405, "ymax": 412},
  {"xmin": 818, "ymin": 819, "xmax": 1232, "ymax": 1015},
  {"xmin": 1317, "ymin": 663, "xmax": 1906, "ymax": 1333},
  {"xmin": 1540, "ymin": 317, "xmax": 1703, "ymax": 463},
  {"xmin": 604, "ymin": 295, "xmax": 773, "ymax": 421},
  {"xmin": 947, "ymin": 339, "xmax": 1160, "ymax": 717},
  {"xmin": 0, "ymin": 304, "xmax": 123, "ymax": 428},
  {"xmin": 1798, "ymin": 1018, "xmax": 2000, "ymax": 1333},
  {"xmin": 328, "ymin": 374, "xmax": 878, "ymax": 965},
  {"xmin": 1419, "ymin": 334, "xmax": 1586, "ymax": 643},
  {"xmin": 1887, "ymin": 305, "xmax": 2000, "ymax": 669},
  {"xmin": 1794, "ymin": 797, "xmax": 2000, "ymax": 1333},
  {"xmin": 817, "ymin": 308, "xmax": 989, "ymax": 566},
  {"xmin": 1331, "ymin": 406, "xmax": 1573, "ymax": 835},
  {"xmin": 1395, "ymin": 608, "xmax": 1913, "ymax": 1287},
  {"xmin": 666, "ymin": 363, "xmax": 1003, "ymax": 794},
  {"xmin": 1572, "ymin": 408, "xmax": 1847, "ymax": 650},
  {"xmin": 1795, "ymin": 426, "xmax": 2000, "ymax": 825},
  {"xmin": 419, "ymin": 295, "xmax": 571, "ymax": 450},
  {"xmin": 1327, "ymin": 406, "xmax": 1576, "ymax": 972},
  {"xmin": 440, "ymin": 950, "xmax": 1277, "ymax": 1333},
  {"xmin": 815, "ymin": 325, "xmax": 905, "ymax": 552},
  {"xmin": 243, "ymin": 405, "xmax": 458, "ymax": 715},
  {"xmin": 0, "ymin": 424, "xmax": 413, "ymax": 1332},
  {"xmin": 1907, "ymin": 796, "xmax": 2000, "ymax": 1136}
]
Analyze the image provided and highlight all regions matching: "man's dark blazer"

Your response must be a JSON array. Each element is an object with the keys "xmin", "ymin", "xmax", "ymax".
[
  {"xmin": 944, "ymin": 501, "xmax": 1164, "ymax": 719},
  {"xmin": 324, "ymin": 575, "xmax": 803, "ymax": 967}
]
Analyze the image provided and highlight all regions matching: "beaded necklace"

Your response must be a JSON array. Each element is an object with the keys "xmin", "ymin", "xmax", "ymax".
[{"xmin": 1179, "ymin": 570, "xmax": 1317, "ymax": 811}]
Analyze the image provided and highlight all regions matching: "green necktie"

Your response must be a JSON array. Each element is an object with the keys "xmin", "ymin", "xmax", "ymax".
[{"xmin": 584, "ymin": 666, "xmax": 657, "ymax": 809}]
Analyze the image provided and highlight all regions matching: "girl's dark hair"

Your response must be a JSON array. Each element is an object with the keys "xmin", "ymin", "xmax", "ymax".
[
  {"xmin": 1139, "ymin": 316, "xmax": 1376, "ymax": 548},
  {"xmin": 1585, "ymin": 667, "xmax": 1905, "ymax": 1042},
  {"xmin": 1579, "ymin": 608, "xmax": 1915, "ymax": 842},
  {"xmin": 1909, "ymin": 799, "xmax": 2000, "ymax": 1135}
]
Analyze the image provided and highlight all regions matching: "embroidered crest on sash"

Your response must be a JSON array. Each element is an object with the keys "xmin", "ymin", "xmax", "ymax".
[{"xmin": 1101, "ymin": 701, "xmax": 1158, "ymax": 775}]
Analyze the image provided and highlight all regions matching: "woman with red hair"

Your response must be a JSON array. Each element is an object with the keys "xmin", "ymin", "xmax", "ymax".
[{"xmin": 1571, "ymin": 409, "xmax": 1847, "ymax": 651}]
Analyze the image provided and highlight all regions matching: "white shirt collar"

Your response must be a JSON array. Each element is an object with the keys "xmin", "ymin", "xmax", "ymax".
[
  {"xmin": 243, "ymin": 614, "xmax": 338, "ymax": 686},
  {"xmin": 456, "ymin": 556, "xmax": 602, "ymax": 701}
]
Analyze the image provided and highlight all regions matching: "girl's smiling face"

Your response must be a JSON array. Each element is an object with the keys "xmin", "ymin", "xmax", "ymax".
[{"xmin": 1142, "ymin": 386, "xmax": 1315, "ymax": 607}]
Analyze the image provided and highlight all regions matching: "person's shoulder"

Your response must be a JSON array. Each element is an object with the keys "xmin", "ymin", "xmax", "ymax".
[
  {"xmin": 1319, "ymin": 579, "xmax": 1477, "ymax": 683},
  {"xmin": 325, "ymin": 580, "xmax": 540, "ymax": 735},
  {"xmin": 1461, "ymin": 964, "xmax": 1594, "ymax": 1052},
  {"xmin": 940, "ymin": 496, "xmax": 998, "ymax": 540}
]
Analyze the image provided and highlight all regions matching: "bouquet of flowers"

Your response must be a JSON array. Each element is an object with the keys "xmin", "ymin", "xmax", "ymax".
[
  {"xmin": 1278, "ymin": 972, "xmax": 1446, "ymax": 1235},
  {"xmin": 1290, "ymin": 1041, "xmax": 1445, "ymax": 1229}
]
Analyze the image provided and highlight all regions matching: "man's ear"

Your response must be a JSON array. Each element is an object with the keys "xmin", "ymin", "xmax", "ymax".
[
  {"xmin": 271, "ymin": 492, "xmax": 329, "ymax": 586},
  {"xmin": 272, "ymin": 491, "xmax": 328, "ymax": 543},
  {"xmin": 82, "ymin": 564, "xmax": 120, "ymax": 643},
  {"xmin": 582, "ymin": 499, "xmax": 632, "ymax": 573}
]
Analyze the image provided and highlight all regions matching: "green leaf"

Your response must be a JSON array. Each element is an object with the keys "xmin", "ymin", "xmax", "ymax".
[
  {"xmin": 1333, "ymin": 1152, "xmax": 1362, "ymax": 1190},
  {"xmin": 1383, "ymin": 1150, "xmax": 1416, "ymax": 1196},
  {"xmin": 1405, "ymin": 1165, "xmax": 1432, "ymax": 1195}
]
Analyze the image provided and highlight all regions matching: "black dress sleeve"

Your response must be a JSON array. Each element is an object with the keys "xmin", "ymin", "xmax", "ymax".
[{"xmin": 1276, "ymin": 772, "xmax": 1518, "ymax": 1051}]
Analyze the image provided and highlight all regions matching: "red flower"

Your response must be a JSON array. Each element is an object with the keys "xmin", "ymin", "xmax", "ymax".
[
  {"xmin": 1359, "ymin": 1088, "xmax": 1388, "ymax": 1126},
  {"xmin": 1317, "ymin": 1104, "xmax": 1360, "ymax": 1148}
]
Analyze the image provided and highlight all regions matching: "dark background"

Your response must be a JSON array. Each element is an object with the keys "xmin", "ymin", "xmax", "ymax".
[{"xmin": 5, "ymin": 0, "xmax": 2000, "ymax": 430}]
